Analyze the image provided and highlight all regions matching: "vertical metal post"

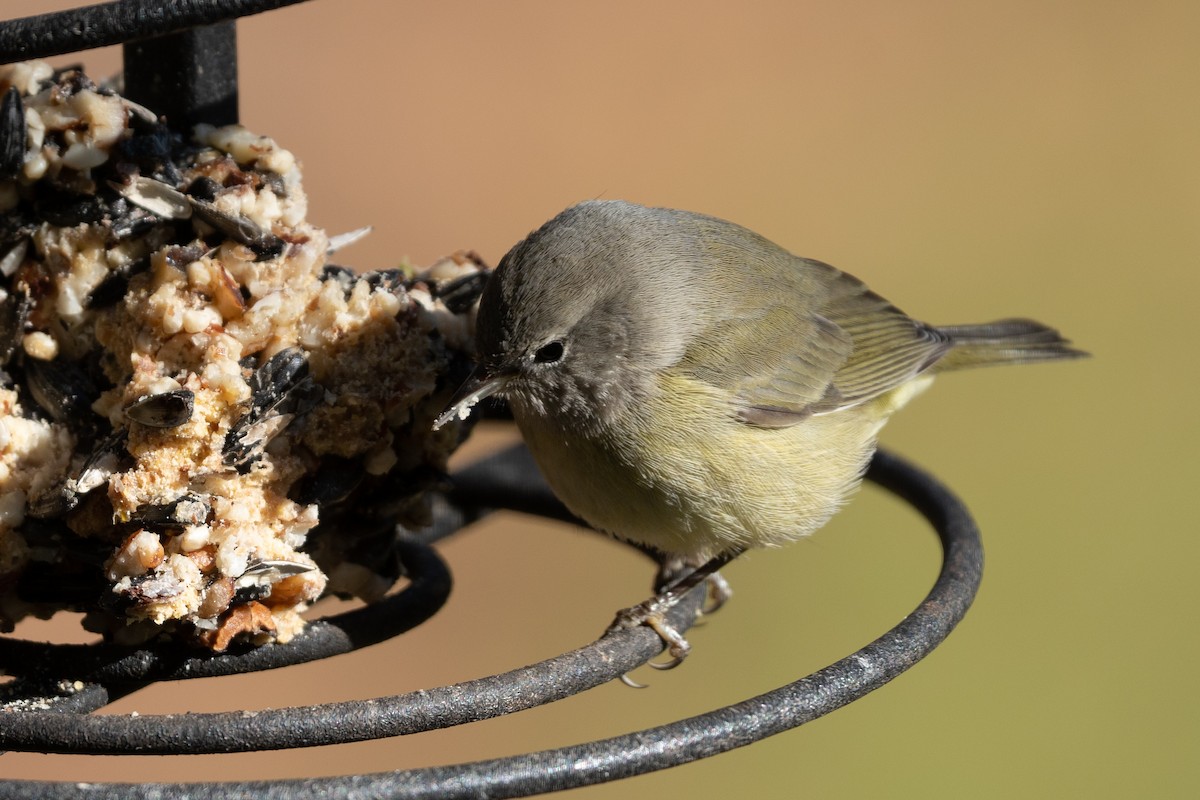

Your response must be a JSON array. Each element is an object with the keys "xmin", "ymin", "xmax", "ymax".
[{"xmin": 122, "ymin": 21, "xmax": 238, "ymax": 127}]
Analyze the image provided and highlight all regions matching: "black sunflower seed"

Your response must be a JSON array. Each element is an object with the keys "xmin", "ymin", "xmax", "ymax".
[
  {"xmin": 242, "ymin": 559, "xmax": 315, "ymax": 578},
  {"xmin": 24, "ymin": 355, "xmax": 98, "ymax": 424},
  {"xmin": 184, "ymin": 176, "xmax": 221, "ymax": 202},
  {"xmin": 0, "ymin": 87, "xmax": 25, "ymax": 180},
  {"xmin": 26, "ymin": 429, "xmax": 129, "ymax": 519},
  {"xmin": 325, "ymin": 226, "xmax": 371, "ymax": 254},
  {"xmin": 189, "ymin": 198, "xmax": 285, "ymax": 259},
  {"xmin": 129, "ymin": 492, "xmax": 210, "ymax": 526},
  {"xmin": 106, "ymin": 197, "xmax": 163, "ymax": 242},
  {"xmin": 364, "ymin": 269, "xmax": 407, "ymax": 293},
  {"xmin": 111, "ymin": 175, "xmax": 191, "ymax": 220},
  {"xmin": 114, "ymin": 123, "xmax": 180, "ymax": 176},
  {"xmin": 0, "ymin": 286, "xmax": 31, "ymax": 367},
  {"xmin": 124, "ymin": 388, "xmax": 194, "ymax": 428},
  {"xmin": 232, "ymin": 584, "xmax": 271, "ymax": 604},
  {"xmin": 49, "ymin": 66, "xmax": 92, "ymax": 95},
  {"xmin": 223, "ymin": 348, "xmax": 322, "ymax": 469},
  {"xmin": 260, "ymin": 171, "xmax": 287, "ymax": 199},
  {"xmin": 247, "ymin": 348, "xmax": 306, "ymax": 407},
  {"xmin": 122, "ymin": 571, "xmax": 183, "ymax": 604},
  {"xmin": 162, "ymin": 243, "xmax": 206, "ymax": 269},
  {"xmin": 433, "ymin": 271, "xmax": 488, "ymax": 314}
]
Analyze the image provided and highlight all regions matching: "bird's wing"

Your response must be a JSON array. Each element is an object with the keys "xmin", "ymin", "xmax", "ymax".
[
  {"xmin": 678, "ymin": 260, "xmax": 950, "ymax": 428},
  {"xmin": 678, "ymin": 302, "xmax": 853, "ymax": 427},
  {"xmin": 811, "ymin": 270, "xmax": 951, "ymax": 413}
]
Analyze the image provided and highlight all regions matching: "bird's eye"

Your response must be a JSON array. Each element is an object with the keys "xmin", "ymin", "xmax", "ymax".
[{"xmin": 533, "ymin": 340, "xmax": 565, "ymax": 364}]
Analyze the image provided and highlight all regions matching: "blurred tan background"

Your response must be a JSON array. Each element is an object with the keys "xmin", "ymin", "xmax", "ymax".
[{"xmin": 4, "ymin": 1, "xmax": 1197, "ymax": 797}]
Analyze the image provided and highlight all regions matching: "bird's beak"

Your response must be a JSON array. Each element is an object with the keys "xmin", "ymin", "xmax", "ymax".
[{"xmin": 432, "ymin": 367, "xmax": 512, "ymax": 431}]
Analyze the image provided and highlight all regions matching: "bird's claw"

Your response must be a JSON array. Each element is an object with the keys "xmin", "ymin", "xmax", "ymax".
[
  {"xmin": 701, "ymin": 571, "xmax": 733, "ymax": 616},
  {"xmin": 643, "ymin": 612, "xmax": 691, "ymax": 669},
  {"xmin": 607, "ymin": 599, "xmax": 692, "ymax": 673},
  {"xmin": 618, "ymin": 672, "xmax": 649, "ymax": 689},
  {"xmin": 608, "ymin": 550, "xmax": 743, "ymax": 685}
]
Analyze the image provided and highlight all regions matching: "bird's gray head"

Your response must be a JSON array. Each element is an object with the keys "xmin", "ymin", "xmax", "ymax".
[{"xmin": 435, "ymin": 200, "xmax": 711, "ymax": 432}]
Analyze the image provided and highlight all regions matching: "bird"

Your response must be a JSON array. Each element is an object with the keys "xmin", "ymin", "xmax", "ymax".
[{"xmin": 435, "ymin": 199, "xmax": 1085, "ymax": 669}]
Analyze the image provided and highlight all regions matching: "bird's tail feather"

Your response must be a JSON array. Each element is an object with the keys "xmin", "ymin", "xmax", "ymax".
[{"xmin": 935, "ymin": 318, "xmax": 1088, "ymax": 371}]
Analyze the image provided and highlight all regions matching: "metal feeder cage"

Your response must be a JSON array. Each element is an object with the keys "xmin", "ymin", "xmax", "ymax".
[{"xmin": 0, "ymin": 3, "xmax": 984, "ymax": 797}]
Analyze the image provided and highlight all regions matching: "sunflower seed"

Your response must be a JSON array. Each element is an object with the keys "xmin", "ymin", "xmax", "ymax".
[
  {"xmin": 0, "ymin": 240, "xmax": 26, "ymax": 278},
  {"xmin": 0, "ymin": 286, "xmax": 31, "ymax": 366},
  {"xmin": 0, "ymin": 87, "xmax": 25, "ymax": 180},
  {"xmin": 189, "ymin": 198, "xmax": 284, "ymax": 258},
  {"xmin": 326, "ymin": 226, "xmax": 372, "ymax": 255},
  {"xmin": 223, "ymin": 348, "xmax": 322, "ymax": 468},
  {"xmin": 49, "ymin": 66, "xmax": 92, "ymax": 94},
  {"xmin": 110, "ymin": 175, "xmax": 192, "ymax": 220},
  {"xmin": 119, "ymin": 97, "xmax": 158, "ymax": 125},
  {"xmin": 129, "ymin": 492, "xmax": 210, "ymax": 526},
  {"xmin": 162, "ymin": 243, "xmax": 207, "ymax": 269},
  {"xmin": 106, "ymin": 197, "xmax": 163, "ymax": 242},
  {"xmin": 27, "ymin": 429, "xmax": 128, "ymax": 519},
  {"xmin": 115, "ymin": 123, "xmax": 181, "ymax": 183},
  {"xmin": 122, "ymin": 571, "xmax": 184, "ymax": 604},
  {"xmin": 432, "ymin": 271, "xmax": 488, "ymax": 314},
  {"xmin": 184, "ymin": 176, "xmax": 221, "ymax": 202},
  {"xmin": 73, "ymin": 431, "xmax": 127, "ymax": 496},
  {"xmin": 24, "ymin": 355, "xmax": 98, "ymax": 424},
  {"xmin": 364, "ymin": 269, "xmax": 407, "ymax": 293},
  {"xmin": 250, "ymin": 348, "xmax": 324, "ymax": 417},
  {"xmin": 231, "ymin": 583, "xmax": 271, "ymax": 604},
  {"xmin": 124, "ymin": 388, "xmax": 194, "ymax": 428},
  {"xmin": 242, "ymin": 559, "xmax": 316, "ymax": 578}
]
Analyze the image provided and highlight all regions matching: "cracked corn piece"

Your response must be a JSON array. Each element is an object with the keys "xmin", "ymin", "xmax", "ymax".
[{"xmin": 0, "ymin": 62, "xmax": 484, "ymax": 649}]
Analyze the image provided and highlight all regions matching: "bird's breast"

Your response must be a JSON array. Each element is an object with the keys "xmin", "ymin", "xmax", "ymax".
[{"xmin": 512, "ymin": 372, "xmax": 889, "ymax": 561}]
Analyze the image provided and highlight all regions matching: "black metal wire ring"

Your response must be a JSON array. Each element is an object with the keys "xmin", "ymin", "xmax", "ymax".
[
  {"xmin": 0, "ymin": 523, "xmax": 705, "ymax": 755},
  {"xmin": 0, "ymin": 445, "xmax": 983, "ymax": 798},
  {"xmin": 0, "ymin": 0, "xmax": 315, "ymax": 63}
]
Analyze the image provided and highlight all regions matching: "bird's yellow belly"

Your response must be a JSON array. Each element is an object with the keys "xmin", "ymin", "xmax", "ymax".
[{"xmin": 516, "ymin": 374, "xmax": 930, "ymax": 560}]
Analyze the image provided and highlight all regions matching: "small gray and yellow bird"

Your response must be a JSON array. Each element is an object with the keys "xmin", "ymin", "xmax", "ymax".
[{"xmin": 436, "ymin": 200, "xmax": 1084, "ymax": 666}]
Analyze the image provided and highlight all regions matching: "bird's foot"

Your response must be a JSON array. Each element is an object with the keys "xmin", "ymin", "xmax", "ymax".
[
  {"xmin": 701, "ymin": 570, "xmax": 733, "ymax": 616},
  {"xmin": 607, "ymin": 595, "xmax": 692, "ymax": 669},
  {"xmin": 608, "ymin": 548, "xmax": 745, "ymax": 686}
]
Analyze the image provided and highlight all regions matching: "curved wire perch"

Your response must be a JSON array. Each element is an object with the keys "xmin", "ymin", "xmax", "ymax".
[
  {"xmin": 0, "ymin": 0, "xmax": 315, "ymax": 63},
  {"xmin": 0, "ymin": 446, "xmax": 983, "ymax": 798},
  {"xmin": 0, "ymin": 588, "xmax": 705, "ymax": 757}
]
